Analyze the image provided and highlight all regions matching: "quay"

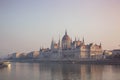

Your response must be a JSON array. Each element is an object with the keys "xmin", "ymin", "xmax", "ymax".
[{"xmin": 10, "ymin": 59, "xmax": 120, "ymax": 65}]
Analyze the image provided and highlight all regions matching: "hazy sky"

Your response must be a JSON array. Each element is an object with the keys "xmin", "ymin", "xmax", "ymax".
[{"xmin": 0, "ymin": 0, "xmax": 120, "ymax": 56}]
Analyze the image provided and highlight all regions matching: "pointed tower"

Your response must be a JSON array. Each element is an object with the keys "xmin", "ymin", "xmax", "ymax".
[
  {"xmin": 75, "ymin": 37, "xmax": 76, "ymax": 42},
  {"xmin": 74, "ymin": 37, "xmax": 77, "ymax": 48},
  {"xmin": 51, "ymin": 38, "xmax": 54, "ymax": 50},
  {"xmin": 65, "ymin": 29, "xmax": 67, "ymax": 35},
  {"xmin": 58, "ymin": 35, "xmax": 61, "ymax": 48},
  {"xmin": 78, "ymin": 38, "xmax": 80, "ymax": 41},
  {"xmin": 82, "ymin": 37, "xmax": 85, "ymax": 45},
  {"xmin": 39, "ymin": 46, "xmax": 42, "ymax": 52},
  {"xmin": 99, "ymin": 43, "xmax": 102, "ymax": 48},
  {"xmin": 62, "ymin": 29, "xmax": 71, "ymax": 49}
]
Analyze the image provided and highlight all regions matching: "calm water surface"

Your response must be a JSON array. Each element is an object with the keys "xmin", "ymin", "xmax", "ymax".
[{"xmin": 0, "ymin": 62, "xmax": 120, "ymax": 80}]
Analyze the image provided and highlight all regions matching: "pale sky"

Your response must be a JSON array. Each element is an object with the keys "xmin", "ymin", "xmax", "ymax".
[{"xmin": 0, "ymin": 0, "xmax": 120, "ymax": 56}]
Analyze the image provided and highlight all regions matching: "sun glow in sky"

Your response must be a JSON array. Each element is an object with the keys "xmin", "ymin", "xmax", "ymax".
[{"xmin": 0, "ymin": 0, "xmax": 120, "ymax": 56}]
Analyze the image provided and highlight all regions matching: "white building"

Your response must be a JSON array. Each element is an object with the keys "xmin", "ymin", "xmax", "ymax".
[
  {"xmin": 11, "ymin": 52, "xmax": 26, "ymax": 59},
  {"xmin": 26, "ymin": 51, "xmax": 39, "ymax": 59},
  {"xmin": 112, "ymin": 49, "xmax": 120, "ymax": 55},
  {"xmin": 39, "ymin": 30, "xmax": 103, "ymax": 60},
  {"xmin": 11, "ymin": 52, "xmax": 21, "ymax": 59}
]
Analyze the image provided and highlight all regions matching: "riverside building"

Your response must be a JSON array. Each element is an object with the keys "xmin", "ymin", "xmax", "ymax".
[{"xmin": 39, "ymin": 30, "xmax": 102, "ymax": 60}]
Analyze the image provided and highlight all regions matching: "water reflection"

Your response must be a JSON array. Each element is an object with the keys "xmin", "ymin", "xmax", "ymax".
[
  {"xmin": 7, "ymin": 64, "xmax": 11, "ymax": 72},
  {"xmin": 0, "ymin": 62, "xmax": 120, "ymax": 80},
  {"xmin": 37, "ymin": 63, "xmax": 120, "ymax": 80}
]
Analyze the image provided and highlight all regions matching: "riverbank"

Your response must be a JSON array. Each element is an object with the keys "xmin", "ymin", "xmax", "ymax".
[{"xmin": 9, "ymin": 59, "xmax": 120, "ymax": 65}]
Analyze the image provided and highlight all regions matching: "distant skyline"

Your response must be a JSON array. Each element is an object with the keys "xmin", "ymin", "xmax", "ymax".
[{"xmin": 0, "ymin": 0, "xmax": 120, "ymax": 56}]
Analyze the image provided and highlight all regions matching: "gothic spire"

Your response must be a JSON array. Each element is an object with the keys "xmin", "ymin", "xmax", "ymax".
[
  {"xmin": 75, "ymin": 37, "xmax": 76, "ymax": 42},
  {"xmin": 83, "ymin": 37, "xmax": 84, "ymax": 43},
  {"xmin": 51, "ymin": 37, "xmax": 54, "ymax": 49},
  {"xmin": 58, "ymin": 35, "xmax": 61, "ymax": 48},
  {"xmin": 100, "ymin": 42, "xmax": 102, "ymax": 47},
  {"xmin": 65, "ymin": 29, "xmax": 67, "ymax": 35}
]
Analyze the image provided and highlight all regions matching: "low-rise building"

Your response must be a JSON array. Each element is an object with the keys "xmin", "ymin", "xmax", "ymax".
[
  {"xmin": 26, "ymin": 51, "xmax": 39, "ymax": 59},
  {"xmin": 11, "ymin": 52, "xmax": 26, "ymax": 59},
  {"xmin": 11, "ymin": 52, "xmax": 21, "ymax": 59},
  {"xmin": 112, "ymin": 49, "xmax": 120, "ymax": 55}
]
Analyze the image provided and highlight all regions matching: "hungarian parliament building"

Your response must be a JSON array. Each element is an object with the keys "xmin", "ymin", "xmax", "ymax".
[
  {"xmin": 39, "ymin": 30, "xmax": 102, "ymax": 60},
  {"xmin": 10, "ymin": 30, "xmax": 103, "ymax": 60}
]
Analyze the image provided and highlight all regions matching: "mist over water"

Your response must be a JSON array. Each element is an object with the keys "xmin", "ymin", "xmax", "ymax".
[{"xmin": 0, "ymin": 62, "xmax": 120, "ymax": 80}]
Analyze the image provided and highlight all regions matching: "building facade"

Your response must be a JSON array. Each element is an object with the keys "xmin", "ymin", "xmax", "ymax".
[
  {"xmin": 39, "ymin": 30, "xmax": 102, "ymax": 60},
  {"xmin": 112, "ymin": 49, "xmax": 120, "ymax": 55},
  {"xmin": 26, "ymin": 51, "xmax": 39, "ymax": 59},
  {"xmin": 11, "ymin": 52, "xmax": 26, "ymax": 59}
]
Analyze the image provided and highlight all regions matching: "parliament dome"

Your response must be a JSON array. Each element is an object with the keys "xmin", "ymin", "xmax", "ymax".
[
  {"xmin": 62, "ymin": 30, "xmax": 71, "ymax": 49},
  {"xmin": 62, "ymin": 34, "xmax": 71, "ymax": 41}
]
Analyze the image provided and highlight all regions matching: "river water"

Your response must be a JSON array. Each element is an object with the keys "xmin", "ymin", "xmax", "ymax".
[{"xmin": 0, "ymin": 62, "xmax": 120, "ymax": 80}]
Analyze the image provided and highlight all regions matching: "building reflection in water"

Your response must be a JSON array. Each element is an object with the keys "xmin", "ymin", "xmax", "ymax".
[
  {"xmin": 7, "ymin": 63, "xmax": 11, "ymax": 72},
  {"xmin": 1, "ymin": 62, "xmax": 120, "ymax": 80},
  {"xmin": 38, "ymin": 63, "xmax": 105, "ymax": 80},
  {"xmin": 62, "ymin": 64, "xmax": 81, "ymax": 80},
  {"xmin": 39, "ymin": 63, "xmax": 63, "ymax": 80}
]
